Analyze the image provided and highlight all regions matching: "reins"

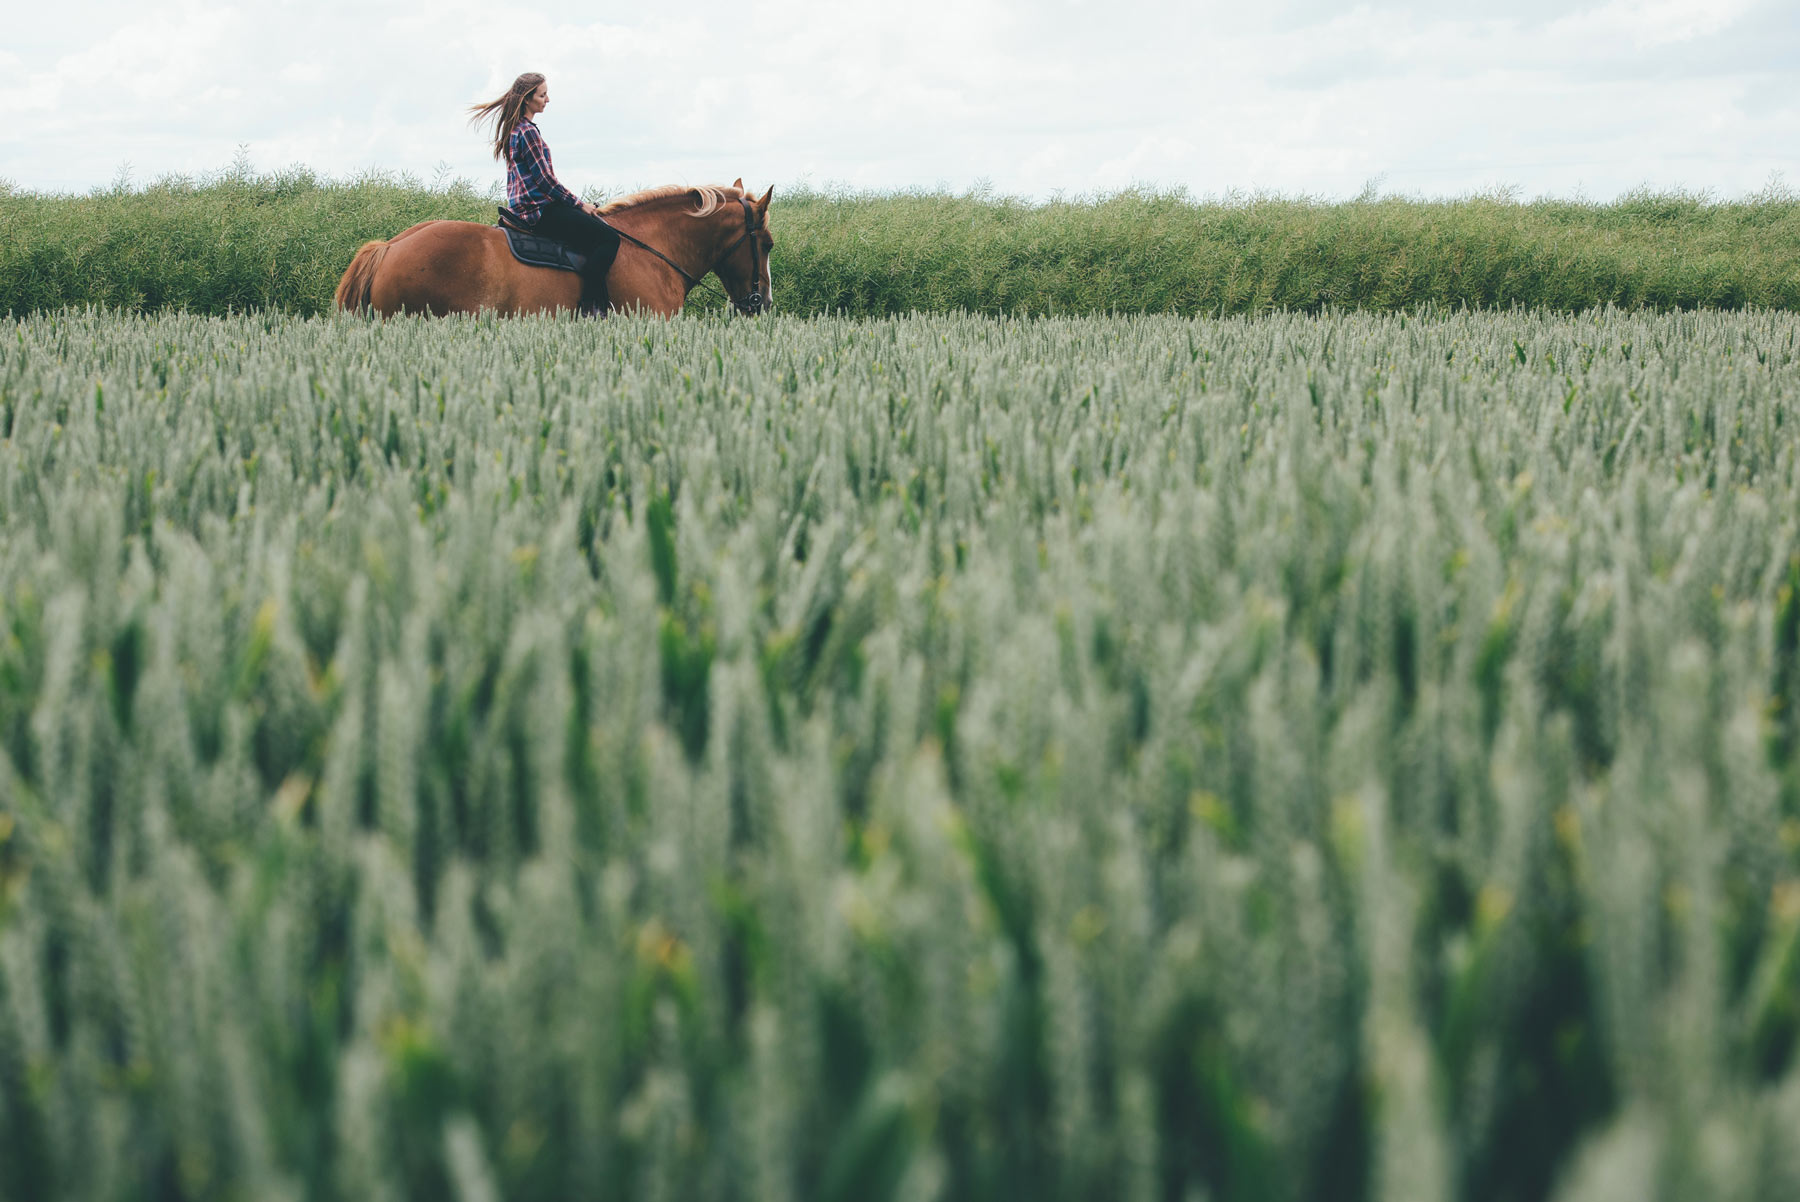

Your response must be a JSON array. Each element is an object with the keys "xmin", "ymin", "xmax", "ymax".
[{"xmin": 604, "ymin": 196, "xmax": 765, "ymax": 312}]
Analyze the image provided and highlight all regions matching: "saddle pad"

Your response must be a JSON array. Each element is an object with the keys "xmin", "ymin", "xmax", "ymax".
[{"xmin": 498, "ymin": 225, "xmax": 587, "ymax": 275}]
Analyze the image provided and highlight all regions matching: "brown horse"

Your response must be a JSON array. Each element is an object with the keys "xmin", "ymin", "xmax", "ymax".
[{"xmin": 334, "ymin": 181, "xmax": 774, "ymax": 318}]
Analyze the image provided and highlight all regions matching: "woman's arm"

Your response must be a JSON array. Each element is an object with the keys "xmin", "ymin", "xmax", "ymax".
[{"xmin": 514, "ymin": 124, "xmax": 584, "ymax": 211}]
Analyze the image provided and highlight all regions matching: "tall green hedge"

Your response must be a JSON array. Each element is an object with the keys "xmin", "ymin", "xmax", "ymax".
[{"xmin": 3, "ymin": 167, "xmax": 1798, "ymax": 317}]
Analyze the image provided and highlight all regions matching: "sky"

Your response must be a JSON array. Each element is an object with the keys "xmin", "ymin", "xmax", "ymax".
[{"xmin": 2, "ymin": 0, "xmax": 1796, "ymax": 202}]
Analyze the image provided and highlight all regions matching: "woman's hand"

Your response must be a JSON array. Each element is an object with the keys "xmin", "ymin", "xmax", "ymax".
[{"xmin": 580, "ymin": 201, "xmax": 602, "ymax": 217}]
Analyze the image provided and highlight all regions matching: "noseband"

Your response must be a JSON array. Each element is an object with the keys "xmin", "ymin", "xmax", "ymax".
[
  {"xmin": 716, "ymin": 199, "xmax": 767, "ymax": 314},
  {"xmin": 606, "ymin": 196, "xmax": 767, "ymax": 314}
]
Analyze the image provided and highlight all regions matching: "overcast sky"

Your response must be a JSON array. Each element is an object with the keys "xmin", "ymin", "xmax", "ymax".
[{"xmin": 3, "ymin": 0, "xmax": 1796, "ymax": 201}]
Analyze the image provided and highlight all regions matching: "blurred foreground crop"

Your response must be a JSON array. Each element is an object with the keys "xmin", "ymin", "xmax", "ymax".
[{"xmin": 1, "ymin": 306, "xmax": 1799, "ymax": 1200}]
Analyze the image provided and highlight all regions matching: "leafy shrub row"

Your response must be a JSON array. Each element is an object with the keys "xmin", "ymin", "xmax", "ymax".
[{"xmin": 4, "ymin": 165, "xmax": 1798, "ymax": 316}]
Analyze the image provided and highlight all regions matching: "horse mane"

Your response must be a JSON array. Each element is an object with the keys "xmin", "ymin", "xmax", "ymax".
[{"xmin": 599, "ymin": 184, "xmax": 739, "ymax": 217}]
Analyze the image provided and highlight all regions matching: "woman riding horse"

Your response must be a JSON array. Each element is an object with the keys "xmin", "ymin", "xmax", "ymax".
[
  {"xmin": 332, "ymin": 75, "xmax": 774, "ymax": 319},
  {"xmin": 468, "ymin": 72, "xmax": 620, "ymax": 314}
]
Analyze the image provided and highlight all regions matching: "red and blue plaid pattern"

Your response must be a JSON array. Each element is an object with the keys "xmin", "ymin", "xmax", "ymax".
[{"xmin": 506, "ymin": 119, "xmax": 581, "ymax": 225}]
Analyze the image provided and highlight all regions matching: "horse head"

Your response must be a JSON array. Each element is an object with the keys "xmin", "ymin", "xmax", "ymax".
[
  {"xmin": 712, "ymin": 179, "xmax": 774, "ymax": 316},
  {"xmin": 587, "ymin": 182, "xmax": 777, "ymax": 316}
]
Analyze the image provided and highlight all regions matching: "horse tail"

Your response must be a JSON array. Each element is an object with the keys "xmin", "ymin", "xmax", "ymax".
[{"xmin": 334, "ymin": 240, "xmax": 391, "ymax": 312}]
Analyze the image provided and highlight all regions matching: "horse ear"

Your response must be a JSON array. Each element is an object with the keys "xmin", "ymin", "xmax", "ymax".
[
  {"xmin": 733, "ymin": 177, "xmax": 744, "ymax": 190},
  {"xmin": 757, "ymin": 185, "xmax": 774, "ymax": 210}
]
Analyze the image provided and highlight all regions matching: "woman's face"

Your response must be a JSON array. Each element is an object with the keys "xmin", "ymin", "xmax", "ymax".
[{"xmin": 528, "ymin": 82, "xmax": 549, "ymax": 117}]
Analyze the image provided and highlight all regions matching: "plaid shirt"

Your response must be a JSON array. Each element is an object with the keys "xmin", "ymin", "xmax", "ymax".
[{"xmin": 506, "ymin": 119, "xmax": 581, "ymax": 225}]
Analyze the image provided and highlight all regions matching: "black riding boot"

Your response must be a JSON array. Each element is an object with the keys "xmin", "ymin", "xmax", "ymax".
[
  {"xmin": 536, "ymin": 202, "xmax": 622, "ymax": 317},
  {"xmin": 584, "ymin": 234, "xmax": 620, "ymax": 316},
  {"xmin": 579, "ymin": 257, "xmax": 612, "ymax": 316}
]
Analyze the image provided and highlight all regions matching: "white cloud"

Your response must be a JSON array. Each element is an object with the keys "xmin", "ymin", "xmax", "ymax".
[
  {"xmin": 1, "ymin": 2, "xmax": 242, "ymax": 117},
  {"xmin": 0, "ymin": 0, "xmax": 1794, "ymax": 199},
  {"xmin": 1549, "ymin": 0, "xmax": 1759, "ymax": 49}
]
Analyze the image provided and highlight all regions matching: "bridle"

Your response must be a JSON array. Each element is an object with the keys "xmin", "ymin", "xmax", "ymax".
[{"xmin": 607, "ymin": 197, "xmax": 768, "ymax": 314}]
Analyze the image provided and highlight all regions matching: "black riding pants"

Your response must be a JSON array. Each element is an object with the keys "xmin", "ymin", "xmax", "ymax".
[{"xmin": 533, "ymin": 202, "xmax": 621, "ymax": 306}]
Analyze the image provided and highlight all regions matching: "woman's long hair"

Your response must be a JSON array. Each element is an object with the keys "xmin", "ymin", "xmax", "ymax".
[{"xmin": 467, "ymin": 72, "xmax": 546, "ymax": 161}]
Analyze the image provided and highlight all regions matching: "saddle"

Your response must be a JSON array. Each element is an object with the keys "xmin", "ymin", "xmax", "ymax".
[{"xmin": 495, "ymin": 207, "xmax": 587, "ymax": 274}]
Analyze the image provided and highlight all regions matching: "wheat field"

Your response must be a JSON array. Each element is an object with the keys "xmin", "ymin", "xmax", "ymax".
[{"xmin": 1, "ymin": 306, "xmax": 1798, "ymax": 1201}]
